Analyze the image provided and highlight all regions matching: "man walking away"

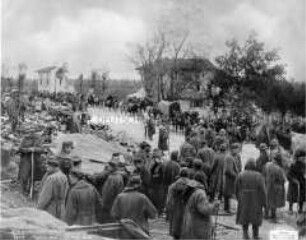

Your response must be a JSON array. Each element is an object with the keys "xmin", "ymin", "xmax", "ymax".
[
  {"xmin": 287, "ymin": 148, "xmax": 306, "ymax": 214},
  {"xmin": 100, "ymin": 161, "xmax": 124, "ymax": 223},
  {"xmin": 263, "ymin": 152, "xmax": 286, "ymax": 222},
  {"xmin": 223, "ymin": 143, "xmax": 241, "ymax": 214},
  {"xmin": 150, "ymin": 150, "xmax": 164, "ymax": 216},
  {"xmin": 133, "ymin": 157, "xmax": 151, "ymax": 198},
  {"xmin": 236, "ymin": 158, "xmax": 266, "ymax": 239},
  {"xmin": 180, "ymin": 176, "xmax": 220, "ymax": 240},
  {"xmin": 209, "ymin": 143, "xmax": 227, "ymax": 202},
  {"xmin": 65, "ymin": 170, "xmax": 102, "ymax": 226},
  {"xmin": 111, "ymin": 175, "xmax": 157, "ymax": 239},
  {"xmin": 166, "ymin": 168, "xmax": 190, "ymax": 239}
]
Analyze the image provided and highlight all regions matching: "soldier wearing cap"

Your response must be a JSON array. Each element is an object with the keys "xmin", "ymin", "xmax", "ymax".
[
  {"xmin": 255, "ymin": 143, "xmax": 270, "ymax": 174},
  {"xmin": 111, "ymin": 175, "xmax": 157, "ymax": 238},
  {"xmin": 287, "ymin": 148, "xmax": 306, "ymax": 214},
  {"xmin": 65, "ymin": 170, "xmax": 102, "ymax": 226},
  {"xmin": 209, "ymin": 143, "xmax": 227, "ymax": 202},
  {"xmin": 133, "ymin": 156, "xmax": 151, "ymax": 198},
  {"xmin": 37, "ymin": 158, "xmax": 68, "ymax": 220},
  {"xmin": 263, "ymin": 152, "xmax": 286, "ymax": 221},
  {"xmin": 100, "ymin": 160, "xmax": 124, "ymax": 223},
  {"xmin": 166, "ymin": 168, "xmax": 190, "ymax": 239},
  {"xmin": 223, "ymin": 143, "xmax": 242, "ymax": 213},
  {"xmin": 150, "ymin": 149, "xmax": 164, "ymax": 215},
  {"xmin": 162, "ymin": 150, "xmax": 181, "ymax": 203},
  {"xmin": 236, "ymin": 158, "xmax": 266, "ymax": 239}
]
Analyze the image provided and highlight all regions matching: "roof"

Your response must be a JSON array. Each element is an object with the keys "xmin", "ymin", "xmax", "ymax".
[
  {"xmin": 36, "ymin": 66, "xmax": 57, "ymax": 73},
  {"xmin": 127, "ymin": 87, "xmax": 146, "ymax": 99}
]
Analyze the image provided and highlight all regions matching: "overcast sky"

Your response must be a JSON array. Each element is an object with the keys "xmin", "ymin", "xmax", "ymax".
[{"xmin": 1, "ymin": 0, "xmax": 305, "ymax": 81}]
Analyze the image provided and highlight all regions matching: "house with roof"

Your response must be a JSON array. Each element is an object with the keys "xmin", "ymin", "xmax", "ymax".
[
  {"xmin": 136, "ymin": 57, "xmax": 216, "ymax": 106},
  {"xmin": 36, "ymin": 66, "xmax": 74, "ymax": 93}
]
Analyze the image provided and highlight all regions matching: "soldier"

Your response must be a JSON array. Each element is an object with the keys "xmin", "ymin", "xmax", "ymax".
[
  {"xmin": 181, "ymin": 176, "xmax": 220, "ymax": 240},
  {"xmin": 236, "ymin": 158, "xmax": 266, "ymax": 239},
  {"xmin": 150, "ymin": 149, "xmax": 164, "ymax": 216},
  {"xmin": 223, "ymin": 143, "xmax": 241, "ymax": 213},
  {"xmin": 133, "ymin": 157, "xmax": 151, "ymax": 198},
  {"xmin": 287, "ymin": 148, "xmax": 306, "ymax": 214},
  {"xmin": 179, "ymin": 136, "xmax": 196, "ymax": 163},
  {"xmin": 111, "ymin": 175, "xmax": 157, "ymax": 238},
  {"xmin": 209, "ymin": 143, "xmax": 227, "ymax": 202},
  {"xmin": 166, "ymin": 168, "xmax": 190, "ymax": 239},
  {"xmin": 37, "ymin": 158, "xmax": 68, "ymax": 220},
  {"xmin": 255, "ymin": 143, "xmax": 270, "ymax": 174},
  {"xmin": 147, "ymin": 114, "xmax": 156, "ymax": 141},
  {"xmin": 158, "ymin": 122, "xmax": 170, "ymax": 154},
  {"xmin": 65, "ymin": 170, "xmax": 102, "ymax": 226},
  {"xmin": 263, "ymin": 153, "xmax": 286, "ymax": 222},
  {"xmin": 162, "ymin": 150, "xmax": 181, "ymax": 202},
  {"xmin": 100, "ymin": 161, "xmax": 124, "ymax": 223}
]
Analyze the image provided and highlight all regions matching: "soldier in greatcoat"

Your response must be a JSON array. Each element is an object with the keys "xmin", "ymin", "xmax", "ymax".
[
  {"xmin": 263, "ymin": 152, "xmax": 286, "ymax": 221},
  {"xmin": 65, "ymin": 170, "xmax": 102, "ymax": 226},
  {"xmin": 111, "ymin": 175, "xmax": 157, "ymax": 239},
  {"xmin": 166, "ymin": 168, "xmax": 190, "ymax": 239},
  {"xmin": 236, "ymin": 158, "xmax": 266, "ymax": 239},
  {"xmin": 287, "ymin": 148, "xmax": 306, "ymax": 214},
  {"xmin": 209, "ymin": 143, "xmax": 227, "ymax": 202},
  {"xmin": 223, "ymin": 143, "xmax": 242, "ymax": 213},
  {"xmin": 37, "ymin": 158, "xmax": 68, "ymax": 220},
  {"xmin": 180, "ymin": 177, "xmax": 220, "ymax": 240}
]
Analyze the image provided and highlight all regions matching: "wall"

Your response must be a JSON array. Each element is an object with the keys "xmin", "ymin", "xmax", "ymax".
[{"xmin": 37, "ymin": 70, "xmax": 75, "ymax": 93}]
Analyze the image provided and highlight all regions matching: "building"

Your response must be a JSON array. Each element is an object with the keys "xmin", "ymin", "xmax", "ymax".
[
  {"xmin": 36, "ymin": 66, "xmax": 74, "ymax": 93},
  {"xmin": 136, "ymin": 58, "xmax": 216, "ymax": 105}
]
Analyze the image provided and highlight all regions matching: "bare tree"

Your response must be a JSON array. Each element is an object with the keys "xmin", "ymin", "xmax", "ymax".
[{"xmin": 127, "ymin": 30, "xmax": 167, "ymax": 101}]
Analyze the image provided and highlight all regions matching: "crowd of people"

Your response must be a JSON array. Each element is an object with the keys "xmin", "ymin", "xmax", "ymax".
[
  {"xmin": 36, "ymin": 125, "xmax": 306, "ymax": 239},
  {"xmin": 3, "ymin": 89, "xmax": 305, "ymax": 239}
]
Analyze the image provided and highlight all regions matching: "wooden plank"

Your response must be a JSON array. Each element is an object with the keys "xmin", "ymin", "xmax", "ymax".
[
  {"xmin": 66, "ymin": 223, "xmax": 121, "ymax": 232},
  {"xmin": 217, "ymin": 222, "xmax": 240, "ymax": 231}
]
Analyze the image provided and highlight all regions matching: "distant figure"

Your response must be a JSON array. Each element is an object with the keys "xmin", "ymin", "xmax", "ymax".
[
  {"xmin": 158, "ymin": 122, "xmax": 169, "ymax": 154},
  {"xmin": 147, "ymin": 114, "xmax": 156, "ymax": 141},
  {"xmin": 255, "ymin": 143, "xmax": 270, "ymax": 174}
]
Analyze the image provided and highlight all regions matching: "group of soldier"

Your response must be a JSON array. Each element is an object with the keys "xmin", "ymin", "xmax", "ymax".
[{"xmin": 36, "ymin": 118, "xmax": 306, "ymax": 239}]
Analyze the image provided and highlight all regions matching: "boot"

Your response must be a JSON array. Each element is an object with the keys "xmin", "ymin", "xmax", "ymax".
[
  {"xmin": 224, "ymin": 196, "xmax": 231, "ymax": 213},
  {"xmin": 288, "ymin": 203, "xmax": 293, "ymax": 214},
  {"xmin": 298, "ymin": 202, "xmax": 303, "ymax": 214},
  {"xmin": 270, "ymin": 208, "xmax": 277, "ymax": 223},
  {"xmin": 253, "ymin": 225, "xmax": 261, "ymax": 239},
  {"xmin": 243, "ymin": 225, "xmax": 250, "ymax": 239}
]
